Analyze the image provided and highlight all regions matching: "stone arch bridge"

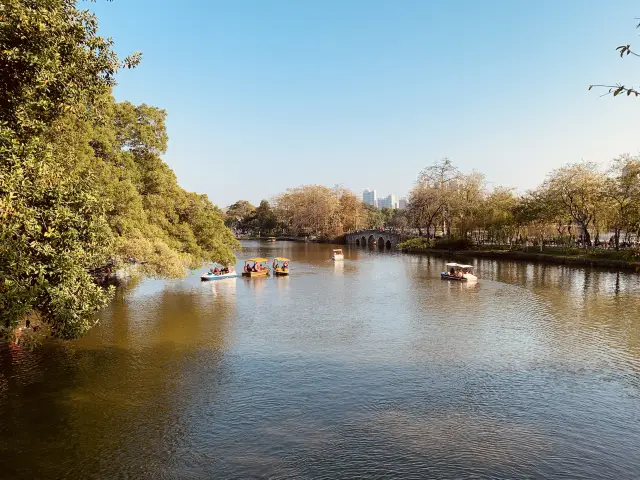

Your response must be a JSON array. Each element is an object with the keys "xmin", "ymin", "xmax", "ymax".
[{"xmin": 345, "ymin": 230, "xmax": 406, "ymax": 249}]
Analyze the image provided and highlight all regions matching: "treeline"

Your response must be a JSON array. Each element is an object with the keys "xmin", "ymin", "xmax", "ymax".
[
  {"xmin": 0, "ymin": 1, "xmax": 237, "ymax": 339},
  {"xmin": 405, "ymin": 157, "xmax": 640, "ymax": 250},
  {"xmin": 226, "ymin": 155, "xmax": 640, "ymax": 252},
  {"xmin": 224, "ymin": 185, "xmax": 406, "ymax": 238}
]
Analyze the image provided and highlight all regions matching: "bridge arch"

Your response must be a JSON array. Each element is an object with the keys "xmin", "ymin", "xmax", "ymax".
[{"xmin": 345, "ymin": 230, "xmax": 405, "ymax": 249}]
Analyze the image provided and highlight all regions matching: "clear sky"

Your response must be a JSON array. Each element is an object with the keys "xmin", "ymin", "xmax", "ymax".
[{"xmin": 89, "ymin": 0, "xmax": 640, "ymax": 207}]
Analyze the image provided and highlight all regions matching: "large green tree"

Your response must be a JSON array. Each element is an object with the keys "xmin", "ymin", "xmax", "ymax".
[{"xmin": 0, "ymin": 0, "xmax": 237, "ymax": 339}]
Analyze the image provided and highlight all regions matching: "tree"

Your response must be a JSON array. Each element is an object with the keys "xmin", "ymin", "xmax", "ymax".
[
  {"xmin": 387, "ymin": 209, "xmax": 409, "ymax": 233},
  {"xmin": 452, "ymin": 171, "xmax": 486, "ymax": 238},
  {"xmin": 253, "ymin": 200, "xmax": 277, "ymax": 234},
  {"xmin": 407, "ymin": 184, "xmax": 445, "ymax": 237},
  {"xmin": 224, "ymin": 200, "xmax": 256, "ymax": 233},
  {"xmin": 417, "ymin": 158, "xmax": 460, "ymax": 236},
  {"xmin": 0, "ymin": 1, "xmax": 238, "ymax": 339},
  {"xmin": 335, "ymin": 188, "xmax": 365, "ymax": 232},
  {"xmin": 274, "ymin": 185, "xmax": 340, "ymax": 237},
  {"xmin": 543, "ymin": 162, "xmax": 607, "ymax": 246},
  {"xmin": 0, "ymin": 0, "xmax": 136, "ymax": 338},
  {"xmin": 482, "ymin": 187, "xmax": 518, "ymax": 245},
  {"xmin": 605, "ymin": 155, "xmax": 640, "ymax": 249}
]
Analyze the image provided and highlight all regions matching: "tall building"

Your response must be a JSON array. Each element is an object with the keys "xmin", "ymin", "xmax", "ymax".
[
  {"xmin": 363, "ymin": 189, "xmax": 377, "ymax": 206},
  {"xmin": 398, "ymin": 197, "xmax": 408, "ymax": 210},
  {"xmin": 378, "ymin": 193, "xmax": 398, "ymax": 209}
]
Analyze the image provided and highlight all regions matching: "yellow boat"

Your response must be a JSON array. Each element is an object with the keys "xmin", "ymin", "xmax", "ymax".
[
  {"xmin": 273, "ymin": 257, "xmax": 290, "ymax": 276},
  {"xmin": 241, "ymin": 258, "xmax": 270, "ymax": 277}
]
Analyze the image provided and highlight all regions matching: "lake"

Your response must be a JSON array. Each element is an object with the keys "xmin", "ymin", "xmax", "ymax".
[{"xmin": 1, "ymin": 241, "xmax": 639, "ymax": 479}]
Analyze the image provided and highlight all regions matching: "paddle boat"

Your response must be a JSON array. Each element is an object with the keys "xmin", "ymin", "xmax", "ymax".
[
  {"xmin": 332, "ymin": 249, "xmax": 344, "ymax": 261},
  {"xmin": 201, "ymin": 264, "xmax": 237, "ymax": 281},
  {"xmin": 242, "ymin": 258, "xmax": 270, "ymax": 277},
  {"xmin": 441, "ymin": 263, "xmax": 477, "ymax": 282},
  {"xmin": 267, "ymin": 236, "xmax": 277, "ymax": 243},
  {"xmin": 272, "ymin": 257, "xmax": 290, "ymax": 276}
]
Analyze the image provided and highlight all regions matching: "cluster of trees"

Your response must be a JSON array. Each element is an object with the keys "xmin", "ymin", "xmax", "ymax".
[
  {"xmin": 0, "ymin": 1, "xmax": 237, "ymax": 339},
  {"xmin": 224, "ymin": 185, "xmax": 409, "ymax": 238},
  {"xmin": 406, "ymin": 157, "xmax": 640, "ymax": 250}
]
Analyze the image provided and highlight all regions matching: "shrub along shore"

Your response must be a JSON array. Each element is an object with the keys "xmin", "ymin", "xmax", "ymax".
[{"xmin": 397, "ymin": 238, "xmax": 640, "ymax": 272}]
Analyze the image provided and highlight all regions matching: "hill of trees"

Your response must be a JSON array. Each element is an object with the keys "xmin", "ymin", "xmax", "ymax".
[{"xmin": 0, "ymin": 0, "xmax": 237, "ymax": 339}]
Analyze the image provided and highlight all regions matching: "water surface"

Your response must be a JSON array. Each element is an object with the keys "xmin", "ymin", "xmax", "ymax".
[{"xmin": 1, "ymin": 241, "xmax": 639, "ymax": 479}]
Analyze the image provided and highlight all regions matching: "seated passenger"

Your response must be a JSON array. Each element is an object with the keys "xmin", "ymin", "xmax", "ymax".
[{"xmin": 450, "ymin": 267, "xmax": 455, "ymax": 276}]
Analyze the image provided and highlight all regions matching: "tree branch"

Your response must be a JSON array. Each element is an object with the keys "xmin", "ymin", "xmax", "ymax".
[{"xmin": 588, "ymin": 84, "xmax": 640, "ymax": 97}]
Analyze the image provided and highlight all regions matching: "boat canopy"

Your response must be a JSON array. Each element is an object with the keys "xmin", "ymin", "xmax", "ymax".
[
  {"xmin": 274, "ymin": 257, "xmax": 290, "ymax": 262},
  {"xmin": 245, "ymin": 257, "xmax": 268, "ymax": 263},
  {"xmin": 445, "ymin": 263, "xmax": 461, "ymax": 267},
  {"xmin": 459, "ymin": 265, "xmax": 474, "ymax": 269},
  {"xmin": 333, "ymin": 249, "xmax": 343, "ymax": 253}
]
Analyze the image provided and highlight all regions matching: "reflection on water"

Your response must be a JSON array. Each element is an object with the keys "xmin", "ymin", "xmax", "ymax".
[
  {"xmin": 333, "ymin": 260, "xmax": 344, "ymax": 274},
  {"xmin": 1, "ymin": 241, "xmax": 639, "ymax": 479}
]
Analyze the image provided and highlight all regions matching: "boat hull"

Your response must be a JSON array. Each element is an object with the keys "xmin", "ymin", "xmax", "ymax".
[
  {"xmin": 201, "ymin": 273, "xmax": 237, "ymax": 281},
  {"xmin": 274, "ymin": 270, "xmax": 289, "ymax": 276},
  {"xmin": 441, "ymin": 273, "xmax": 467, "ymax": 281},
  {"xmin": 441, "ymin": 273, "xmax": 477, "ymax": 282},
  {"xmin": 242, "ymin": 270, "xmax": 270, "ymax": 277}
]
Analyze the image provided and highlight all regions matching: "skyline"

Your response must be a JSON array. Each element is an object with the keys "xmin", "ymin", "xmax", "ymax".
[{"xmin": 89, "ymin": 0, "xmax": 640, "ymax": 207}]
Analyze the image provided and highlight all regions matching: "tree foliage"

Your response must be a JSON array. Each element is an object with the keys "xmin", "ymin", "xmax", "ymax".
[
  {"xmin": 0, "ymin": 1, "xmax": 237, "ymax": 339},
  {"xmin": 405, "ymin": 157, "xmax": 640, "ymax": 250}
]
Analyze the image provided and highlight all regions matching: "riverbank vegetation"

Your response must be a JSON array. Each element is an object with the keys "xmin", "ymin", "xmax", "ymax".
[
  {"xmin": 0, "ymin": 1, "xmax": 237, "ymax": 340},
  {"xmin": 399, "ymin": 157, "xmax": 640, "ymax": 265},
  {"xmin": 224, "ymin": 185, "xmax": 407, "ymax": 239}
]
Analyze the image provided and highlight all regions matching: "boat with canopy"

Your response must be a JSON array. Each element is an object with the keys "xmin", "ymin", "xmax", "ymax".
[
  {"xmin": 441, "ymin": 263, "xmax": 477, "ymax": 282},
  {"xmin": 332, "ymin": 249, "xmax": 344, "ymax": 261},
  {"xmin": 242, "ymin": 258, "xmax": 270, "ymax": 277},
  {"xmin": 272, "ymin": 257, "xmax": 290, "ymax": 276}
]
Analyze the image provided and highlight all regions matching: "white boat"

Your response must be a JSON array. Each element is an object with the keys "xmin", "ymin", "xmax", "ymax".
[
  {"xmin": 201, "ymin": 271, "xmax": 237, "ymax": 281},
  {"xmin": 441, "ymin": 263, "xmax": 477, "ymax": 282},
  {"xmin": 201, "ymin": 264, "xmax": 237, "ymax": 281},
  {"xmin": 332, "ymin": 249, "xmax": 344, "ymax": 261}
]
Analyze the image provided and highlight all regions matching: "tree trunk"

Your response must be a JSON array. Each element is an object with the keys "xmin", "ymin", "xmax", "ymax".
[
  {"xmin": 614, "ymin": 227, "xmax": 620, "ymax": 251},
  {"xmin": 582, "ymin": 227, "xmax": 591, "ymax": 247}
]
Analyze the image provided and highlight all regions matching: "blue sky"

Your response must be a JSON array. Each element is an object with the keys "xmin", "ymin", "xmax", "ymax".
[{"xmin": 89, "ymin": 0, "xmax": 640, "ymax": 207}]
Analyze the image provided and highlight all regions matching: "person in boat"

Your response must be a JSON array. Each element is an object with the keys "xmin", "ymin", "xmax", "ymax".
[
  {"xmin": 273, "ymin": 260, "xmax": 278, "ymax": 270},
  {"xmin": 213, "ymin": 266, "xmax": 221, "ymax": 275},
  {"xmin": 450, "ymin": 267, "xmax": 455, "ymax": 276},
  {"xmin": 283, "ymin": 261, "xmax": 289, "ymax": 271}
]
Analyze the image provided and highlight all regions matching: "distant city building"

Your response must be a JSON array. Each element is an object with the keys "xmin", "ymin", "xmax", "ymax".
[
  {"xmin": 363, "ymin": 189, "xmax": 377, "ymax": 206},
  {"xmin": 398, "ymin": 198, "xmax": 408, "ymax": 210},
  {"xmin": 378, "ymin": 193, "xmax": 398, "ymax": 209}
]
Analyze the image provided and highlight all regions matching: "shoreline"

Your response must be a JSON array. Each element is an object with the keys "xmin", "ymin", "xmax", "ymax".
[{"xmin": 399, "ymin": 248, "xmax": 640, "ymax": 272}]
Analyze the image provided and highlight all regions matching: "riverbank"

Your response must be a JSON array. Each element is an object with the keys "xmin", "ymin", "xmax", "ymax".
[{"xmin": 400, "ymin": 247, "xmax": 640, "ymax": 272}]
